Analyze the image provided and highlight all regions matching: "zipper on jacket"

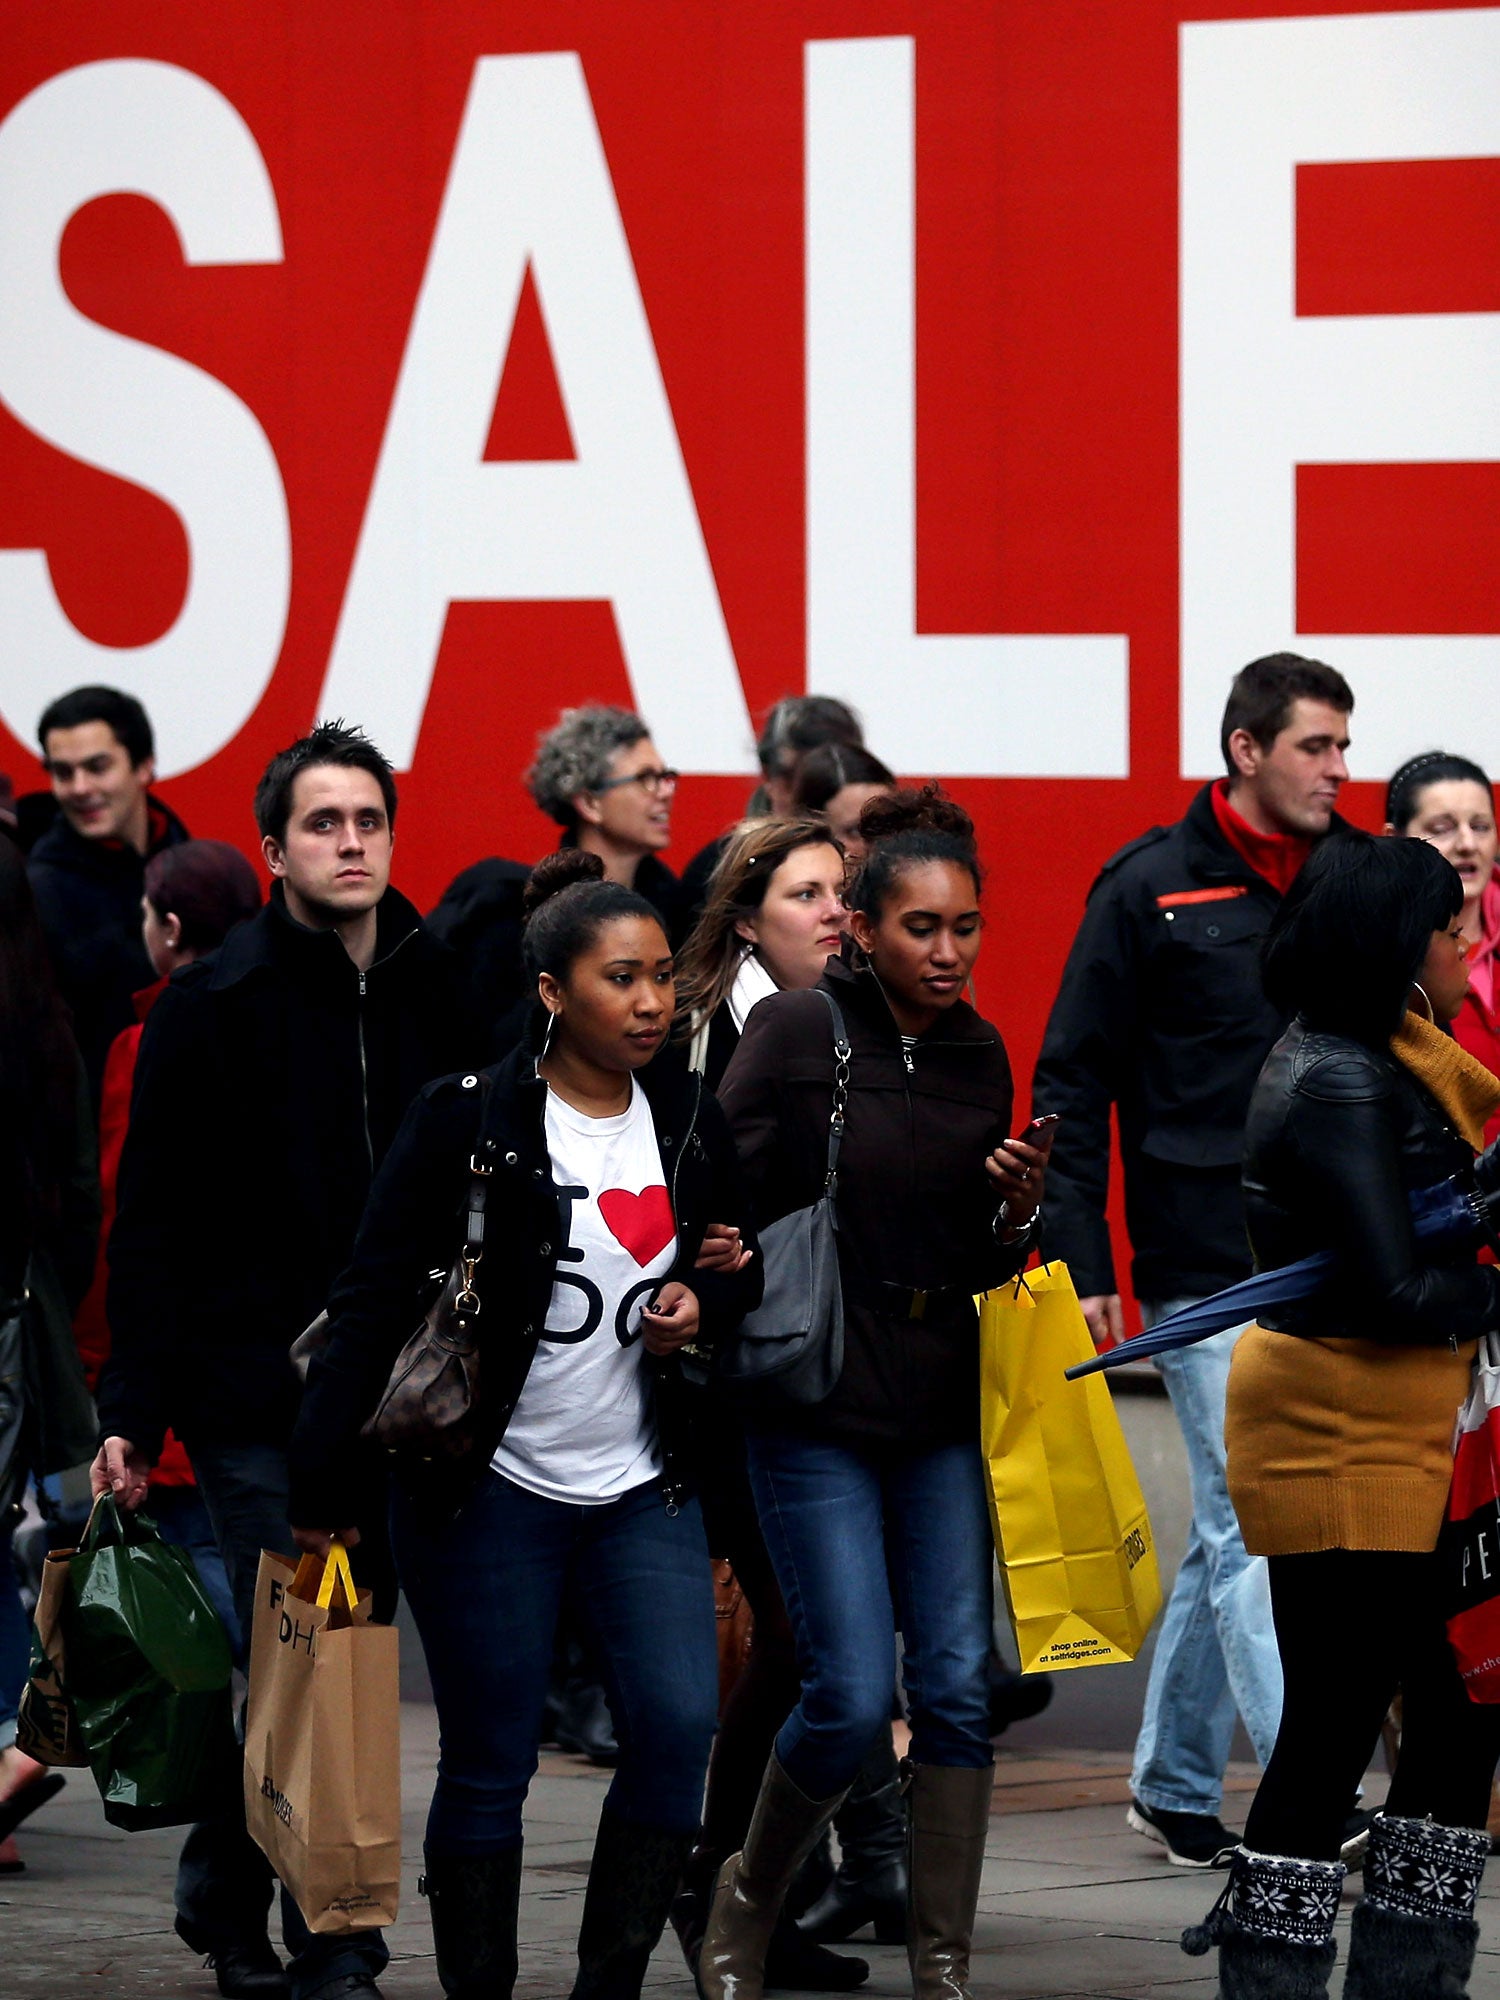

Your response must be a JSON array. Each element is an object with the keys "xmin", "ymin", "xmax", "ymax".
[
  {"xmin": 658, "ymin": 1073, "xmax": 701, "ymax": 1519},
  {"xmin": 356, "ymin": 968, "xmax": 374, "ymax": 1172},
  {"xmin": 352, "ymin": 926, "xmax": 414, "ymax": 1176},
  {"xmin": 669, "ymin": 1072, "xmax": 702, "ymax": 1224}
]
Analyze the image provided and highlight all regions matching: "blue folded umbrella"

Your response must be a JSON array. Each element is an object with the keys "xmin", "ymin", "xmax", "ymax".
[{"xmin": 1064, "ymin": 1174, "xmax": 1494, "ymax": 1381}]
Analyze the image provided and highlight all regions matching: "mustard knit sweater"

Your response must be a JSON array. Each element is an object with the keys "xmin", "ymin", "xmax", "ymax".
[{"xmin": 1226, "ymin": 1014, "xmax": 1500, "ymax": 1557}]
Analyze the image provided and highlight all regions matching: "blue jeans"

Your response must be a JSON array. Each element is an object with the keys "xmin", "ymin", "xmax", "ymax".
[
  {"xmin": 1130, "ymin": 1309, "xmax": 1283, "ymax": 1816},
  {"xmin": 391, "ymin": 1470, "xmax": 718, "ymax": 1855},
  {"xmin": 0, "ymin": 1519, "xmax": 26, "ymax": 1752},
  {"xmin": 152, "ymin": 1485, "xmax": 243, "ymax": 1667},
  {"xmin": 179, "ymin": 1443, "xmax": 389, "ymax": 1999},
  {"xmin": 745, "ymin": 1429, "xmax": 994, "ymax": 1799}
]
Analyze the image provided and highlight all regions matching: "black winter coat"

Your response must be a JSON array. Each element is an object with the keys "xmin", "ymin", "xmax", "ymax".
[
  {"xmin": 28, "ymin": 796, "xmax": 191, "ymax": 1103},
  {"xmin": 98, "ymin": 885, "xmax": 477, "ymax": 1460},
  {"xmin": 1243, "ymin": 1017, "xmax": 1500, "ymax": 1345},
  {"xmin": 287, "ymin": 1044, "xmax": 762, "ymax": 1527},
  {"xmin": 717, "ymin": 957, "xmax": 1025, "ymax": 1447},
  {"xmin": 1033, "ymin": 786, "xmax": 1346, "ymax": 1302}
]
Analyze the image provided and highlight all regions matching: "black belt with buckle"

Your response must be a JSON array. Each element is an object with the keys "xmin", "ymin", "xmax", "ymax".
[{"xmin": 875, "ymin": 1280, "xmax": 972, "ymax": 1321}]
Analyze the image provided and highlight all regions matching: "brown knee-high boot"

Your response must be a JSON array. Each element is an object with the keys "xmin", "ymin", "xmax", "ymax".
[
  {"xmin": 696, "ymin": 1756, "xmax": 847, "ymax": 2000},
  {"xmin": 905, "ymin": 1763, "xmax": 994, "ymax": 2000}
]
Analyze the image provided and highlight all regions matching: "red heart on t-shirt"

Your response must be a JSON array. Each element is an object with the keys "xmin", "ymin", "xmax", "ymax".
[{"xmin": 598, "ymin": 1185, "xmax": 675, "ymax": 1267}]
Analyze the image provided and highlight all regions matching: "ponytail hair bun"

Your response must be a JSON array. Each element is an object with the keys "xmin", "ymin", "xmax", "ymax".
[
  {"xmin": 856, "ymin": 783, "xmax": 974, "ymax": 851},
  {"xmin": 523, "ymin": 847, "xmax": 605, "ymax": 918},
  {"xmin": 521, "ymin": 847, "xmax": 662, "ymax": 982},
  {"xmin": 849, "ymin": 783, "xmax": 982, "ymax": 918}
]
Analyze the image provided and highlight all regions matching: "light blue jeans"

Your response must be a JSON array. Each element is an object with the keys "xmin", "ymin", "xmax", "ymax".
[{"xmin": 1129, "ymin": 1308, "xmax": 1282, "ymax": 1817}]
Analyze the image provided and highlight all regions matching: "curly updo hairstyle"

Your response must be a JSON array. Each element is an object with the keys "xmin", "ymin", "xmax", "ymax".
[
  {"xmin": 526, "ymin": 707, "xmax": 650, "ymax": 828},
  {"xmin": 847, "ymin": 784, "xmax": 982, "ymax": 919},
  {"xmin": 521, "ymin": 849, "xmax": 666, "ymax": 985}
]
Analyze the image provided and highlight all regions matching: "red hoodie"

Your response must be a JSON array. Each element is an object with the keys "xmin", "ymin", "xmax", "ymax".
[{"xmin": 73, "ymin": 980, "xmax": 195, "ymax": 1487}]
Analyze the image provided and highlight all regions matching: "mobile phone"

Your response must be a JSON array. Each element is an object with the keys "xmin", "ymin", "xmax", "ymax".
[{"xmin": 1023, "ymin": 1113, "xmax": 1061, "ymax": 1138}]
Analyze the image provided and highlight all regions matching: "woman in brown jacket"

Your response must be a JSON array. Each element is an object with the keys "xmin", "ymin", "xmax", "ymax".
[
  {"xmin": 1189, "ymin": 831, "xmax": 1500, "ymax": 2000},
  {"xmin": 698, "ymin": 789, "xmax": 1053, "ymax": 2000}
]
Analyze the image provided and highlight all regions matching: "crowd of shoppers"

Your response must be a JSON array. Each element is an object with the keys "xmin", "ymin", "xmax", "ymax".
[{"xmin": 2, "ymin": 655, "xmax": 1498, "ymax": 2000}]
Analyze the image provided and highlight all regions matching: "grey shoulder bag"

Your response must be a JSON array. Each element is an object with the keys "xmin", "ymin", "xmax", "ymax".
[{"xmin": 716, "ymin": 990, "xmax": 849, "ymax": 1408}]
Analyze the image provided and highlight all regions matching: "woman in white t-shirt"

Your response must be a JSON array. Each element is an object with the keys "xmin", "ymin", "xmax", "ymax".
[{"xmin": 289, "ymin": 849, "xmax": 761, "ymax": 2000}]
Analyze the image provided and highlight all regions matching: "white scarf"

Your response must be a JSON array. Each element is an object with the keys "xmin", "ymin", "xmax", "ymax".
[
  {"xmin": 726, "ymin": 948, "xmax": 781, "ymax": 1035},
  {"xmin": 689, "ymin": 950, "xmax": 782, "ymax": 1072}
]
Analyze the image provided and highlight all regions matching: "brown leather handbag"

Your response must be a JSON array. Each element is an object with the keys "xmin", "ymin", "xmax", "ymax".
[{"xmin": 291, "ymin": 1079, "xmax": 494, "ymax": 1464}]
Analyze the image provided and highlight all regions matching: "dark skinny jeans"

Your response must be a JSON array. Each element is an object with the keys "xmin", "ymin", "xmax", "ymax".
[
  {"xmin": 1244, "ymin": 1547, "xmax": 1500, "ymax": 1860},
  {"xmin": 392, "ymin": 1470, "xmax": 718, "ymax": 1855}
]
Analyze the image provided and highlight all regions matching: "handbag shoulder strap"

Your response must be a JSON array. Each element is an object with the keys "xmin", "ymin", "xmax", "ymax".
[
  {"xmin": 458, "ymin": 1072, "xmax": 497, "ymax": 1305},
  {"xmin": 813, "ymin": 990, "xmax": 852, "ymax": 1201}
]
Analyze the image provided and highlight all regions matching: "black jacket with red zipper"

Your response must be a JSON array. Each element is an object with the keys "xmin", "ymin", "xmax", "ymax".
[
  {"xmin": 717, "ymin": 956, "xmax": 1027, "ymax": 1449},
  {"xmin": 1032, "ymin": 783, "xmax": 1347, "ymax": 1304}
]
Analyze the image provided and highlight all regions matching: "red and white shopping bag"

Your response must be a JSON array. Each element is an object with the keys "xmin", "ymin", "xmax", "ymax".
[{"xmin": 1444, "ymin": 1333, "xmax": 1500, "ymax": 1702}]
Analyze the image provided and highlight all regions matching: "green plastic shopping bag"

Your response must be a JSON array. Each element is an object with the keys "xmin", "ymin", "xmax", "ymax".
[{"xmin": 60, "ymin": 1493, "xmax": 237, "ymax": 1829}]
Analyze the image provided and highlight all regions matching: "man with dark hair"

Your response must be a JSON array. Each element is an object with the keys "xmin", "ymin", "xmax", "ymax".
[
  {"xmin": 29, "ymin": 684, "xmax": 190, "ymax": 1100},
  {"xmin": 1033, "ymin": 652, "xmax": 1353, "ymax": 1869},
  {"xmin": 94, "ymin": 722, "xmax": 476, "ymax": 2000}
]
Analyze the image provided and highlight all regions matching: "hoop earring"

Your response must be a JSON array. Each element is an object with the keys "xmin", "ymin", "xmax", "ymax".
[
  {"xmin": 540, "ymin": 1009, "xmax": 559, "ymax": 1062},
  {"xmin": 1411, "ymin": 982, "xmax": 1435, "ymax": 1023}
]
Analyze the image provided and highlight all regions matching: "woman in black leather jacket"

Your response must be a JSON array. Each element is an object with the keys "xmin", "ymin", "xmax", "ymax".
[
  {"xmin": 1191, "ymin": 832, "xmax": 1500, "ymax": 2000},
  {"xmin": 289, "ymin": 851, "xmax": 761, "ymax": 2000}
]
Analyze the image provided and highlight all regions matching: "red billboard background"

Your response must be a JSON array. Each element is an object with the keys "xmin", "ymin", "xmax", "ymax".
[{"xmin": 3, "ymin": 1, "xmax": 1494, "ymax": 1302}]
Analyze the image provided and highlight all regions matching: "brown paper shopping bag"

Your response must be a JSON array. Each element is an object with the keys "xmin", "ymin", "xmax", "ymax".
[
  {"xmin": 980, "ymin": 1263, "xmax": 1163, "ymax": 1673},
  {"xmin": 243, "ymin": 1543, "xmax": 401, "ymax": 1932},
  {"xmin": 16, "ymin": 1541, "xmax": 90, "ymax": 1766}
]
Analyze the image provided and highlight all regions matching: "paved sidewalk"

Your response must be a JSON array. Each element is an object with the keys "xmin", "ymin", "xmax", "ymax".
[{"xmin": 5, "ymin": 1705, "xmax": 1498, "ymax": 1999}]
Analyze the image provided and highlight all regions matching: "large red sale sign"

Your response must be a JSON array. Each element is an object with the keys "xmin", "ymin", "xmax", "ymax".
[{"xmin": 2, "ymin": 0, "xmax": 1497, "ymax": 1097}]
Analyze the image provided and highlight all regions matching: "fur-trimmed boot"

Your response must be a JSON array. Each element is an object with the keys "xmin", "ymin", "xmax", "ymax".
[
  {"xmin": 696, "ymin": 1756, "xmax": 848, "ymax": 2000},
  {"xmin": 569, "ymin": 1809, "xmax": 695, "ymax": 2000},
  {"xmin": 1342, "ymin": 1812, "xmax": 1488, "ymax": 2000},
  {"xmin": 421, "ymin": 1846, "xmax": 523, "ymax": 1999},
  {"xmin": 1181, "ymin": 1846, "xmax": 1344, "ymax": 1998}
]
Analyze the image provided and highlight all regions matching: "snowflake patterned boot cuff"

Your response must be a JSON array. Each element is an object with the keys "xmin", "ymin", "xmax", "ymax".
[
  {"xmin": 1362, "ymin": 1813, "xmax": 1488, "ymax": 1926},
  {"xmin": 1181, "ymin": 1847, "xmax": 1344, "ymax": 1955}
]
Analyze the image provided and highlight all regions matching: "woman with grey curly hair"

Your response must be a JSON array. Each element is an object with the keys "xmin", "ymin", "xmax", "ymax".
[{"xmin": 525, "ymin": 703, "xmax": 687, "ymax": 936}]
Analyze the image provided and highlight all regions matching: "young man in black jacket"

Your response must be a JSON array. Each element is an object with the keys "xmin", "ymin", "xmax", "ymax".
[
  {"xmin": 29, "ymin": 685, "xmax": 190, "ymax": 1103},
  {"xmin": 94, "ymin": 723, "xmax": 478, "ymax": 2000},
  {"xmin": 1033, "ymin": 654, "xmax": 1353, "ymax": 1868}
]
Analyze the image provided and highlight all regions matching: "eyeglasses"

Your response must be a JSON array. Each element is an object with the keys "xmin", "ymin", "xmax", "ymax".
[{"xmin": 592, "ymin": 767, "xmax": 679, "ymax": 796}]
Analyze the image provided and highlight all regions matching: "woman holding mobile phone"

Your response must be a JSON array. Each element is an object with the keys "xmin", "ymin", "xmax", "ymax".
[
  {"xmin": 288, "ymin": 849, "xmax": 761, "ymax": 2000},
  {"xmin": 703, "ymin": 787, "xmax": 1053, "ymax": 2000}
]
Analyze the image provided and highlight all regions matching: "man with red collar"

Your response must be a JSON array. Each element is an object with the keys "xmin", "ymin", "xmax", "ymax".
[
  {"xmin": 1034, "ymin": 653, "xmax": 1353, "ymax": 1869},
  {"xmin": 28, "ymin": 685, "xmax": 190, "ymax": 1104}
]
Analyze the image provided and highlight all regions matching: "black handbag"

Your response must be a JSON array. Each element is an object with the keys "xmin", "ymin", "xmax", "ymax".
[
  {"xmin": 715, "ymin": 990, "xmax": 850, "ymax": 1407},
  {"xmin": 290, "ymin": 1077, "xmax": 494, "ymax": 1464}
]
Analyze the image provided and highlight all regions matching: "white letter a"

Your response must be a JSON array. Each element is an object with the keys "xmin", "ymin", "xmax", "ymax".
[{"xmin": 321, "ymin": 53, "xmax": 750, "ymax": 770}]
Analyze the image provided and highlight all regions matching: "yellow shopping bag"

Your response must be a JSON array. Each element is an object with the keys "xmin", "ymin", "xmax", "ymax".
[{"xmin": 980, "ymin": 1262, "xmax": 1162, "ymax": 1673}]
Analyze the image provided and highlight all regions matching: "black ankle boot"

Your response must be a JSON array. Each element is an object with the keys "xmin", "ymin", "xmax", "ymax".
[
  {"xmin": 421, "ymin": 1846, "xmax": 522, "ymax": 1999},
  {"xmin": 674, "ymin": 1840, "xmax": 868, "ymax": 1991},
  {"xmin": 1181, "ymin": 1847, "xmax": 1343, "ymax": 1998},
  {"xmin": 796, "ymin": 1737, "xmax": 907, "ymax": 1945},
  {"xmin": 1343, "ymin": 1813, "xmax": 1488, "ymax": 1999},
  {"xmin": 763, "ymin": 1913, "xmax": 869, "ymax": 1991},
  {"xmin": 570, "ymin": 1810, "xmax": 695, "ymax": 2000}
]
